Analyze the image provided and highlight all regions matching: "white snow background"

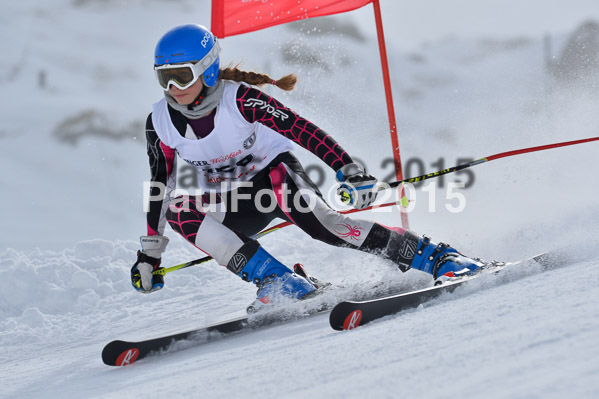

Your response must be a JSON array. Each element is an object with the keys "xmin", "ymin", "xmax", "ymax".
[{"xmin": 1, "ymin": 0, "xmax": 599, "ymax": 398}]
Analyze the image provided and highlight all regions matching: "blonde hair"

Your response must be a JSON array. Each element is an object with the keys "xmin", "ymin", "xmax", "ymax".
[{"xmin": 219, "ymin": 66, "xmax": 297, "ymax": 91}]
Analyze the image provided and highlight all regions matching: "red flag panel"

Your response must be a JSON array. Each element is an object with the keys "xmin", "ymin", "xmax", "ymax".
[{"xmin": 211, "ymin": 0, "xmax": 373, "ymax": 38}]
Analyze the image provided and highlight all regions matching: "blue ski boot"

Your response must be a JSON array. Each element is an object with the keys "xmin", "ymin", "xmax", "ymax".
[
  {"xmin": 410, "ymin": 236, "xmax": 484, "ymax": 283},
  {"xmin": 227, "ymin": 241, "xmax": 318, "ymax": 312}
]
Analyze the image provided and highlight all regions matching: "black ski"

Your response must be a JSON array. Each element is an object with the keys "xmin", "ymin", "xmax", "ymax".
[
  {"xmin": 103, "ymin": 252, "xmax": 569, "ymax": 365},
  {"xmin": 329, "ymin": 252, "xmax": 565, "ymax": 331},
  {"xmin": 102, "ymin": 303, "xmax": 333, "ymax": 366},
  {"xmin": 102, "ymin": 315, "xmax": 250, "ymax": 366}
]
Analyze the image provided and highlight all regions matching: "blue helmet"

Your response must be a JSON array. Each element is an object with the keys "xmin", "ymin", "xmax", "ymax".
[{"xmin": 154, "ymin": 24, "xmax": 221, "ymax": 87}]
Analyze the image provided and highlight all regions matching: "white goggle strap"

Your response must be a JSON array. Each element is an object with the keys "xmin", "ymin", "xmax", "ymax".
[{"xmin": 195, "ymin": 39, "xmax": 221, "ymax": 73}]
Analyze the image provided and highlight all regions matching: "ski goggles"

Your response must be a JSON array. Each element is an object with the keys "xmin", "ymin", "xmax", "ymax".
[{"xmin": 154, "ymin": 40, "xmax": 221, "ymax": 90}]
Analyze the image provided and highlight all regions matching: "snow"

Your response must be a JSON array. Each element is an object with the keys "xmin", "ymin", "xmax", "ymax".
[{"xmin": 2, "ymin": 0, "xmax": 599, "ymax": 398}]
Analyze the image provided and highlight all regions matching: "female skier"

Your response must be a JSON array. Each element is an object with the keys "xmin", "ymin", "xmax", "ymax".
[{"xmin": 131, "ymin": 24, "xmax": 482, "ymax": 308}]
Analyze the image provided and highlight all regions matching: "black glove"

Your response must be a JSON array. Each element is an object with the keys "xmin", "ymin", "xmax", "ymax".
[
  {"xmin": 131, "ymin": 251, "xmax": 165, "ymax": 293},
  {"xmin": 336, "ymin": 163, "xmax": 378, "ymax": 209},
  {"xmin": 130, "ymin": 235, "xmax": 169, "ymax": 293}
]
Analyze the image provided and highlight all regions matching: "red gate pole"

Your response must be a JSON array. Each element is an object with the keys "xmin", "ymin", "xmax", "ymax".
[{"xmin": 372, "ymin": 0, "xmax": 409, "ymax": 228}]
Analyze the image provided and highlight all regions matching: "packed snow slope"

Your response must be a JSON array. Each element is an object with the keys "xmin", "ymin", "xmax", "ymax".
[{"xmin": 2, "ymin": 0, "xmax": 599, "ymax": 398}]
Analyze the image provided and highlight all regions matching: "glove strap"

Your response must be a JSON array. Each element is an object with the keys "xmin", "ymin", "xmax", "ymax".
[
  {"xmin": 135, "ymin": 250, "xmax": 161, "ymax": 268},
  {"xmin": 336, "ymin": 163, "xmax": 365, "ymax": 182}
]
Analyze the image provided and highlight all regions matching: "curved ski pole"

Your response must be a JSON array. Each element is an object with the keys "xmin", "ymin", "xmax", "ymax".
[
  {"xmin": 374, "ymin": 136, "xmax": 599, "ymax": 193},
  {"xmin": 158, "ymin": 137, "xmax": 599, "ymax": 275},
  {"xmin": 154, "ymin": 200, "xmax": 402, "ymax": 276}
]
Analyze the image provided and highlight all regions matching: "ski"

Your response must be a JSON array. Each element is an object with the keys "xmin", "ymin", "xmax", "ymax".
[
  {"xmin": 102, "ymin": 304, "xmax": 332, "ymax": 366},
  {"xmin": 102, "ymin": 315, "xmax": 250, "ymax": 366},
  {"xmin": 329, "ymin": 252, "xmax": 566, "ymax": 331},
  {"xmin": 103, "ymin": 252, "xmax": 569, "ymax": 365}
]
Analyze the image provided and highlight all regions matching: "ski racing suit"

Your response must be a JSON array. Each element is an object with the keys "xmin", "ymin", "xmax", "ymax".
[{"xmin": 145, "ymin": 81, "xmax": 420, "ymax": 273}]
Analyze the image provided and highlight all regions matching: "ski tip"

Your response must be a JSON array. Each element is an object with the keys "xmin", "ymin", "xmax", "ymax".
[
  {"xmin": 329, "ymin": 302, "xmax": 363, "ymax": 331},
  {"xmin": 341, "ymin": 309, "xmax": 363, "ymax": 331},
  {"xmin": 102, "ymin": 341, "xmax": 140, "ymax": 367}
]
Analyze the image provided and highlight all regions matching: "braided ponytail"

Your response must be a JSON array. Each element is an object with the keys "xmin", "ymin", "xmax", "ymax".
[{"xmin": 219, "ymin": 66, "xmax": 297, "ymax": 91}]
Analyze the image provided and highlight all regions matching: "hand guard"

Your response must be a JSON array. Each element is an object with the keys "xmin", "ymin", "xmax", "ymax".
[
  {"xmin": 131, "ymin": 235, "xmax": 169, "ymax": 293},
  {"xmin": 335, "ymin": 163, "xmax": 378, "ymax": 210}
]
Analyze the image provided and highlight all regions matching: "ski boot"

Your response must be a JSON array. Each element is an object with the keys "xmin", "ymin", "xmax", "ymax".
[
  {"xmin": 226, "ymin": 242, "xmax": 319, "ymax": 313},
  {"xmin": 293, "ymin": 263, "xmax": 330, "ymax": 291},
  {"xmin": 409, "ymin": 235, "xmax": 485, "ymax": 285},
  {"xmin": 248, "ymin": 263, "xmax": 328, "ymax": 313}
]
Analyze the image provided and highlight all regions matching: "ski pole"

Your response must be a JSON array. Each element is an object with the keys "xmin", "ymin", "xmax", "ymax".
[
  {"xmin": 157, "ymin": 136, "xmax": 599, "ymax": 275},
  {"xmin": 152, "ymin": 255, "xmax": 213, "ymax": 276},
  {"xmin": 153, "ymin": 222, "xmax": 287, "ymax": 276},
  {"xmin": 154, "ymin": 199, "xmax": 402, "ymax": 276},
  {"xmin": 375, "ymin": 136, "xmax": 599, "ymax": 192}
]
